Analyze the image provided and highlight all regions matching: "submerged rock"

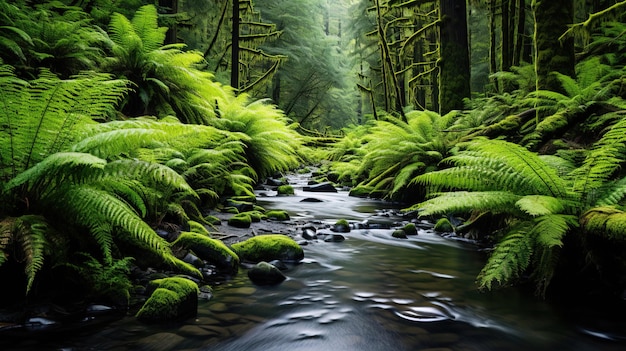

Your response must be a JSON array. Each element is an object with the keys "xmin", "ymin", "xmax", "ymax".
[
  {"xmin": 247, "ymin": 261, "xmax": 286, "ymax": 285},
  {"xmin": 303, "ymin": 182, "xmax": 337, "ymax": 193}
]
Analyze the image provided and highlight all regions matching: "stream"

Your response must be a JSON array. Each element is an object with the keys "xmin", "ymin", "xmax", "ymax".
[{"xmin": 5, "ymin": 173, "xmax": 626, "ymax": 350}]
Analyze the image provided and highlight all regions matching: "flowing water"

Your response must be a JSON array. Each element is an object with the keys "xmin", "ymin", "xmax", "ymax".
[{"xmin": 5, "ymin": 174, "xmax": 626, "ymax": 350}]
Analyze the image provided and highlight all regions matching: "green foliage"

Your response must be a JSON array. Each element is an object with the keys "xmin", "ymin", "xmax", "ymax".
[
  {"xmin": 105, "ymin": 4, "xmax": 231, "ymax": 121},
  {"xmin": 212, "ymin": 98, "xmax": 305, "ymax": 179},
  {"xmin": 0, "ymin": 65, "xmax": 128, "ymax": 181},
  {"xmin": 411, "ymin": 138, "xmax": 577, "ymax": 294},
  {"xmin": 64, "ymin": 252, "xmax": 134, "ymax": 305},
  {"xmin": 329, "ymin": 110, "xmax": 461, "ymax": 200}
]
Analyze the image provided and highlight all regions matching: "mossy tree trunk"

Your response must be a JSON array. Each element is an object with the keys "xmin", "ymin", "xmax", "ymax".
[
  {"xmin": 231, "ymin": 0, "xmax": 240, "ymax": 92},
  {"xmin": 532, "ymin": 0, "xmax": 575, "ymax": 92},
  {"xmin": 439, "ymin": 0, "xmax": 471, "ymax": 114}
]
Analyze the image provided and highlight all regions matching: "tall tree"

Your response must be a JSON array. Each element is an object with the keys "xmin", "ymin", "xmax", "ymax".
[
  {"xmin": 532, "ymin": 0, "xmax": 575, "ymax": 92},
  {"xmin": 438, "ymin": 0, "xmax": 471, "ymax": 113},
  {"xmin": 231, "ymin": 0, "xmax": 240, "ymax": 91}
]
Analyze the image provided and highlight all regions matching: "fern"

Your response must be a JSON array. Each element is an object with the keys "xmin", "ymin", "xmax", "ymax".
[{"xmin": 477, "ymin": 224, "xmax": 533, "ymax": 290}]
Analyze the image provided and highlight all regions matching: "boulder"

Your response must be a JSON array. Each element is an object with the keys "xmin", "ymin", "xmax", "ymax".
[
  {"xmin": 434, "ymin": 218, "xmax": 454, "ymax": 233},
  {"xmin": 247, "ymin": 261, "xmax": 286, "ymax": 286},
  {"xmin": 228, "ymin": 213, "xmax": 252, "ymax": 228},
  {"xmin": 402, "ymin": 223, "xmax": 418, "ymax": 235},
  {"xmin": 277, "ymin": 185, "xmax": 295, "ymax": 195},
  {"xmin": 332, "ymin": 219, "xmax": 351, "ymax": 233},
  {"xmin": 392, "ymin": 229, "xmax": 407, "ymax": 239},
  {"xmin": 136, "ymin": 277, "xmax": 199, "ymax": 323},
  {"xmin": 172, "ymin": 232, "xmax": 239, "ymax": 272},
  {"xmin": 265, "ymin": 210, "xmax": 290, "ymax": 221},
  {"xmin": 231, "ymin": 234, "xmax": 304, "ymax": 263},
  {"xmin": 303, "ymin": 182, "xmax": 337, "ymax": 193}
]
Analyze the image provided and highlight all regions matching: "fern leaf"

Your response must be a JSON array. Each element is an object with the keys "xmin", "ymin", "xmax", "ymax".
[
  {"xmin": 14, "ymin": 215, "xmax": 48, "ymax": 294},
  {"xmin": 414, "ymin": 191, "xmax": 522, "ymax": 216},
  {"xmin": 477, "ymin": 224, "xmax": 533, "ymax": 290},
  {"xmin": 515, "ymin": 195, "xmax": 565, "ymax": 216},
  {"xmin": 530, "ymin": 214, "xmax": 577, "ymax": 248}
]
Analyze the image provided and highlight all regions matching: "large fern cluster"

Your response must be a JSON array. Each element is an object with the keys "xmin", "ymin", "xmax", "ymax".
[
  {"xmin": 328, "ymin": 110, "xmax": 460, "ymax": 200},
  {"xmin": 0, "ymin": 65, "xmax": 200, "ymax": 294},
  {"xmin": 412, "ymin": 123, "xmax": 626, "ymax": 294}
]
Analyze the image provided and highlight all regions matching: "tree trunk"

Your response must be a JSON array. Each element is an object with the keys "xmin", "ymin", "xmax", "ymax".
[
  {"xmin": 489, "ymin": 0, "xmax": 499, "ymax": 91},
  {"xmin": 532, "ymin": 0, "xmax": 575, "ymax": 92},
  {"xmin": 439, "ymin": 0, "xmax": 471, "ymax": 114},
  {"xmin": 159, "ymin": 0, "xmax": 178, "ymax": 44},
  {"xmin": 231, "ymin": 0, "xmax": 240, "ymax": 92},
  {"xmin": 501, "ymin": 0, "xmax": 511, "ymax": 71},
  {"xmin": 512, "ymin": 0, "xmax": 526, "ymax": 66}
]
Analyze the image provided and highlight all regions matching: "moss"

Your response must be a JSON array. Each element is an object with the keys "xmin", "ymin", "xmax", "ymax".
[
  {"xmin": 265, "ymin": 210, "xmax": 290, "ymax": 221},
  {"xmin": 223, "ymin": 206, "xmax": 240, "ymax": 214},
  {"xmin": 253, "ymin": 205, "xmax": 266, "ymax": 212},
  {"xmin": 231, "ymin": 234, "xmax": 304, "ymax": 263},
  {"xmin": 244, "ymin": 210, "xmax": 266, "ymax": 222},
  {"xmin": 204, "ymin": 215, "xmax": 221, "ymax": 225},
  {"xmin": 402, "ymin": 223, "xmax": 418, "ymax": 235},
  {"xmin": 297, "ymin": 167, "xmax": 311, "ymax": 174},
  {"xmin": 333, "ymin": 219, "xmax": 350, "ymax": 233},
  {"xmin": 434, "ymin": 218, "xmax": 454, "ymax": 233},
  {"xmin": 228, "ymin": 213, "xmax": 252, "ymax": 228},
  {"xmin": 172, "ymin": 232, "xmax": 239, "ymax": 272},
  {"xmin": 349, "ymin": 185, "xmax": 373, "ymax": 198},
  {"xmin": 392, "ymin": 229, "xmax": 407, "ymax": 239},
  {"xmin": 188, "ymin": 220, "xmax": 211, "ymax": 237},
  {"xmin": 277, "ymin": 185, "xmax": 295, "ymax": 195},
  {"xmin": 136, "ymin": 277, "xmax": 199, "ymax": 322}
]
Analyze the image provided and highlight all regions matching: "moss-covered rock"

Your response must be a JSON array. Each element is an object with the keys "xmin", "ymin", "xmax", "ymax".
[
  {"xmin": 247, "ymin": 261, "xmax": 286, "ymax": 285},
  {"xmin": 231, "ymin": 234, "xmax": 304, "ymax": 263},
  {"xmin": 332, "ymin": 219, "xmax": 350, "ymax": 233},
  {"xmin": 349, "ymin": 185, "xmax": 372, "ymax": 198},
  {"xmin": 243, "ymin": 210, "xmax": 266, "ymax": 222},
  {"xmin": 392, "ymin": 229, "xmax": 407, "ymax": 239},
  {"xmin": 204, "ymin": 215, "xmax": 221, "ymax": 225},
  {"xmin": 172, "ymin": 232, "xmax": 239, "ymax": 272},
  {"xmin": 277, "ymin": 185, "xmax": 295, "ymax": 195},
  {"xmin": 434, "ymin": 218, "xmax": 454, "ymax": 233},
  {"xmin": 228, "ymin": 213, "xmax": 252, "ymax": 228},
  {"xmin": 265, "ymin": 210, "xmax": 290, "ymax": 221},
  {"xmin": 136, "ymin": 277, "xmax": 199, "ymax": 323},
  {"xmin": 402, "ymin": 223, "xmax": 418, "ymax": 236},
  {"xmin": 188, "ymin": 221, "xmax": 211, "ymax": 236}
]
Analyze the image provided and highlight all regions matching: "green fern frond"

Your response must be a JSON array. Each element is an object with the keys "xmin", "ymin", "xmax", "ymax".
[
  {"xmin": 415, "ymin": 191, "xmax": 522, "ymax": 216},
  {"xmin": 477, "ymin": 223, "xmax": 534, "ymax": 290},
  {"xmin": 530, "ymin": 214, "xmax": 577, "ymax": 248},
  {"xmin": 4, "ymin": 152, "xmax": 106, "ymax": 197},
  {"xmin": 515, "ymin": 195, "xmax": 566, "ymax": 216},
  {"xmin": 0, "ymin": 217, "xmax": 15, "ymax": 267},
  {"xmin": 570, "ymin": 116, "xmax": 626, "ymax": 201},
  {"xmin": 14, "ymin": 215, "xmax": 48, "ymax": 293},
  {"xmin": 103, "ymin": 159, "xmax": 195, "ymax": 195},
  {"xmin": 131, "ymin": 5, "xmax": 168, "ymax": 53},
  {"xmin": 391, "ymin": 162, "xmax": 424, "ymax": 195}
]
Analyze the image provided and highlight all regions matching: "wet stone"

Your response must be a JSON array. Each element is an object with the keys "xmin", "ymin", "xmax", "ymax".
[
  {"xmin": 231, "ymin": 286, "xmax": 257, "ymax": 295},
  {"xmin": 137, "ymin": 332, "xmax": 185, "ymax": 351},
  {"xmin": 209, "ymin": 302, "xmax": 228, "ymax": 313},
  {"xmin": 177, "ymin": 325, "xmax": 216, "ymax": 337}
]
